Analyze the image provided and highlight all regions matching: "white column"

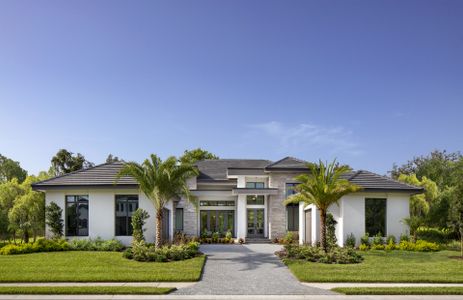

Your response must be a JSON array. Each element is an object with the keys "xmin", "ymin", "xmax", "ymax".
[
  {"xmin": 299, "ymin": 201, "xmax": 305, "ymax": 245},
  {"xmin": 236, "ymin": 194, "xmax": 247, "ymax": 240}
]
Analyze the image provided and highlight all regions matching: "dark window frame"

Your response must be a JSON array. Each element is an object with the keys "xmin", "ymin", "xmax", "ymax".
[
  {"xmin": 175, "ymin": 208, "xmax": 184, "ymax": 231},
  {"xmin": 115, "ymin": 194, "xmax": 139, "ymax": 236},
  {"xmin": 285, "ymin": 182, "xmax": 298, "ymax": 198},
  {"xmin": 245, "ymin": 182, "xmax": 265, "ymax": 189},
  {"xmin": 286, "ymin": 203, "xmax": 299, "ymax": 231},
  {"xmin": 200, "ymin": 210, "xmax": 235, "ymax": 236},
  {"xmin": 65, "ymin": 195, "xmax": 89, "ymax": 237},
  {"xmin": 199, "ymin": 200, "xmax": 235, "ymax": 207},
  {"xmin": 365, "ymin": 198, "xmax": 387, "ymax": 237}
]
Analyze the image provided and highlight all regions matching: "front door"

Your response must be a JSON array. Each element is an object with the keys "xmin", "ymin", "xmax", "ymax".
[{"xmin": 247, "ymin": 208, "xmax": 264, "ymax": 237}]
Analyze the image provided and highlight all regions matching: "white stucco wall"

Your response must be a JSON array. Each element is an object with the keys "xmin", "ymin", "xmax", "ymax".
[
  {"xmin": 44, "ymin": 189, "xmax": 170, "ymax": 245},
  {"xmin": 301, "ymin": 192, "xmax": 411, "ymax": 246}
]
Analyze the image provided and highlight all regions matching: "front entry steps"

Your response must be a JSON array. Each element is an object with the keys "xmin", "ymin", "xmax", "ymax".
[{"xmin": 245, "ymin": 238, "xmax": 272, "ymax": 244}]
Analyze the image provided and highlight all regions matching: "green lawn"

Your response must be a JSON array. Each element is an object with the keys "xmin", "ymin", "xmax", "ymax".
[
  {"xmin": 0, "ymin": 251, "xmax": 205, "ymax": 282},
  {"xmin": 0, "ymin": 286, "xmax": 174, "ymax": 295},
  {"xmin": 332, "ymin": 287, "xmax": 463, "ymax": 295},
  {"xmin": 286, "ymin": 250, "xmax": 463, "ymax": 282}
]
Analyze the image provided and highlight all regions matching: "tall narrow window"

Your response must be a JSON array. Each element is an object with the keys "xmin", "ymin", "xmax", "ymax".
[
  {"xmin": 286, "ymin": 204, "xmax": 299, "ymax": 231},
  {"xmin": 175, "ymin": 208, "xmax": 184, "ymax": 231},
  {"xmin": 115, "ymin": 195, "xmax": 139, "ymax": 236},
  {"xmin": 365, "ymin": 198, "xmax": 387, "ymax": 236},
  {"xmin": 66, "ymin": 195, "xmax": 89, "ymax": 236}
]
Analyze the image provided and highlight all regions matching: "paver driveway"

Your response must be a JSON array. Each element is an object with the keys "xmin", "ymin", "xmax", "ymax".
[{"xmin": 174, "ymin": 244, "xmax": 333, "ymax": 295}]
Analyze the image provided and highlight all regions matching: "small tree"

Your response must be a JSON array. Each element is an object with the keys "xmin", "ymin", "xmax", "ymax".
[
  {"xmin": 45, "ymin": 202, "xmax": 64, "ymax": 239},
  {"xmin": 326, "ymin": 213, "xmax": 337, "ymax": 249},
  {"xmin": 131, "ymin": 208, "xmax": 150, "ymax": 243},
  {"xmin": 448, "ymin": 184, "xmax": 463, "ymax": 258}
]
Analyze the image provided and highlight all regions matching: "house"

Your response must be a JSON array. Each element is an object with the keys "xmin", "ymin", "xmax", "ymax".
[{"xmin": 32, "ymin": 157, "xmax": 422, "ymax": 246}]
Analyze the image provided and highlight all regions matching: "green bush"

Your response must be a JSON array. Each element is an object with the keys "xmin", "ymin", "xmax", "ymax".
[
  {"xmin": 68, "ymin": 238, "xmax": 124, "ymax": 252},
  {"xmin": 400, "ymin": 233, "xmax": 410, "ymax": 242},
  {"xmin": 372, "ymin": 233, "xmax": 384, "ymax": 246},
  {"xmin": 345, "ymin": 233, "xmax": 356, "ymax": 248},
  {"xmin": 360, "ymin": 233, "xmax": 370, "ymax": 246},
  {"xmin": 398, "ymin": 240, "xmax": 439, "ymax": 252},
  {"xmin": 386, "ymin": 235, "xmax": 396, "ymax": 244},
  {"xmin": 0, "ymin": 239, "xmax": 69, "ymax": 255},
  {"xmin": 127, "ymin": 241, "xmax": 200, "ymax": 262},
  {"xmin": 277, "ymin": 244, "xmax": 363, "ymax": 264},
  {"xmin": 416, "ymin": 227, "xmax": 453, "ymax": 244},
  {"xmin": 359, "ymin": 244, "xmax": 369, "ymax": 251},
  {"xmin": 385, "ymin": 240, "xmax": 397, "ymax": 251}
]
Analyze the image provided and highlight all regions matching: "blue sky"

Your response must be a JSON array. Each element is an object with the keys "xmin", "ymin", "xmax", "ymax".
[{"xmin": 0, "ymin": 0, "xmax": 462, "ymax": 175}]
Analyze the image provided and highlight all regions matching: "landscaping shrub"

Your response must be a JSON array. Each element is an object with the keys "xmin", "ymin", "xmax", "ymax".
[
  {"xmin": 400, "ymin": 233, "xmax": 410, "ymax": 242},
  {"xmin": 386, "ymin": 235, "xmax": 397, "ymax": 244},
  {"xmin": 370, "ymin": 244, "xmax": 385, "ymax": 250},
  {"xmin": 126, "ymin": 241, "xmax": 200, "ymax": 262},
  {"xmin": 360, "ymin": 233, "xmax": 370, "ymax": 246},
  {"xmin": 385, "ymin": 240, "xmax": 397, "ymax": 251},
  {"xmin": 131, "ymin": 209, "xmax": 150, "ymax": 243},
  {"xmin": 326, "ymin": 213, "xmax": 337, "ymax": 249},
  {"xmin": 345, "ymin": 233, "xmax": 356, "ymax": 248},
  {"xmin": 372, "ymin": 233, "xmax": 384, "ymax": 246},
  {"xmin": 398, "ymin": 240, "xmax": 439, "ymax": 252},
  {"xmin": 276, "ymin": 244, "xmax": 363, "ymax": 264},
  {"xmin": 282, "ymin": 231, "xmax": 297, "ymax": 244},
  {"xmin": 359, "ymin": 244, "xmax": 369, "ymax": 251},
  {"xmin": 68, "ymin": 238, "xmax": 124, "ymax": 252},
  {"xmin": 45, "ymin": 202, "xmax": 64, "ymax": 239},
  {"xmin": 416, "ymin": 227, "xmax": 454, "ymax": 244},
  {"xmin": 0, "ymin": 239, "xmax": 69, "ymax": 255}
]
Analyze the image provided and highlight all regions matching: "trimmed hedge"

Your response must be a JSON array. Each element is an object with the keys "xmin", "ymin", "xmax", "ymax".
[
  {"xmin": 0, "ymin": 239, "xmax": 69, "ymax": 255},
  {"xmin": 124, "ymin": 241, "xmax": 200, "ymax": 262},
  {"xmin": 359, "ymin": 239, "xmax": 439, "ymax": 252},
  {"xmin": 276, "ymin": 244, "xmax": 363, "ymax": 264},
  {"xmin": 68, "ymin": 238, "xmax": 124, "ymax": 251}
]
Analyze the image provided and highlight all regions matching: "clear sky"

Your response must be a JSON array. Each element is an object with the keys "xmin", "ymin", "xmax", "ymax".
[{"xmin": 0, "ymin": 0, "xmax": 462, "ymax": 176}]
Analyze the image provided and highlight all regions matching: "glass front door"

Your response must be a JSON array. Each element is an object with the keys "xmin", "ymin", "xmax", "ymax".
[{"xmin": 247, "ymin": 208, "xmax": 264, "ymax": 237}]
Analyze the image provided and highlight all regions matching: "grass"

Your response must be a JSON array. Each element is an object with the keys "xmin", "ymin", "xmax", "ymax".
[
  {"xmin": 0, "ymin": 286, "xmax": 174, "ymax": 295},
  {"xmin": 332, "ymin": 287, "xmax": 463, "ymax": 295},
  {"xmin": 0, "ymin": 251, "xmax": 205, "ymax": 282},
  {"xmin": 286, "ymin": 250, "xmax": 463, "ymax": 282}
]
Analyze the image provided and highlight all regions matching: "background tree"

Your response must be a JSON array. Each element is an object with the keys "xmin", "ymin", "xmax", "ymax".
[
  {"xmin": 106, "ymin": 154, "xmax": 120, "ymax": 163},
  {"xmin": 0, "ymin": 179, "xmax": 25, "ymax": 240},
  {"xmin": 51, "ymin": 149, "xmax": 94, "ymax": 176},
  {"xmin": 0, "ymin": 154, "xmax": 27, "ymax": 183},
  {"xmin": 117, "ymin": 154, "xmax": 198, "ymax": 247},
  {"xmin": 285, "ymin": 160, "xmax": 361, "ymax": 251},
  {"xmin": 45, "ymin": 202, "xmax": 64, "ymax": 239},
  {"xmin": 179, "ymin": 148, "xmax": 218, "ymax": 165}
]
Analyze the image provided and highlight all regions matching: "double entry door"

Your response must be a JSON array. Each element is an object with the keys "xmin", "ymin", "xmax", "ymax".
[{"xmin": 247, "ymin": 208, "xmax": 264, "ymax": 237}]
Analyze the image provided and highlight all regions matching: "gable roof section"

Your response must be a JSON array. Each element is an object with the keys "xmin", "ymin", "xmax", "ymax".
[
  {"xmin": 265, "ymin": 156, "xmax": 308, "ymax": 170},
  {"xmin": 343, "ymin": 170, "xmax": 423, "ymax": 192},
  {"xmin": 32, "ymin": 162, "xmax": 137, "ymax": 189}
]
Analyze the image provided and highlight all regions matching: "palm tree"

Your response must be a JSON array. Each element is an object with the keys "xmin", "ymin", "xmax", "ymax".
[
  {"xmin": 117, "ymin": 154, "xmax": 198, "ymax": 248},
  {"xmin": 285, "ymin": 160, "xmax": 362, "ymax": 251}
]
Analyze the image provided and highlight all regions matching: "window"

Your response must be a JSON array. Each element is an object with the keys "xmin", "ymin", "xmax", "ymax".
[
  {"xmin": 199, "ymin": 201, "xmax": 235, "ymax": 206},
  {"xmin": 175, "ymin": 208, "xmax": 184, "ymax": 231},
  {"xmin": 66, "ymin": 195, "xmax": 89, "ymax": 236},
  {"xmin": 245, "ymin": 182, "xmax": 265, "ymax": 189},
  {"xmin": 365, "ymin": 198, "xmax": 387, "ymax": 236},
  {"xmin": 246, "ymin": 195, "xmax": 264, "ymax": 205},
  {"xmin": 286, "ymin": 183, "xmax": 298, "ymax": 197},
  {"xmin": 286, "ymin": 203, "xmax": 299, "ymax": 231},
  {"xmin": 200, "ymin": 210, "xmax": 234, "ymax": 234},
  {"xmin": 115, "ymin": 195, "xmax": 139, "ymax": 236}
]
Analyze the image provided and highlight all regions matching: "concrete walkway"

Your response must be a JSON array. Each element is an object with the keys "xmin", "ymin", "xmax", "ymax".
[{"xmin": 173, "ymin": 244, "xmax": 333, "ymax": 295}]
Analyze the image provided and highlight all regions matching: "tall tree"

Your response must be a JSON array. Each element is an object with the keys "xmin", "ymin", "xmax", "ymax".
[
  {"xmin": 0, "ymin": 179, "xmax": 25, "ymax": 239},
  {"xmin": 117, "ymin": 154, "xmax": 198, "ymax": 247},
  {"xmin": 179, "ymin": 148, "xmax": 218, "ymax": 165},
  {"xmin": 106, "ymin": 154, "xmax": 120, "ymax": 163},
  {"xmin": 448, "ymin": 183, "xmax": 463, "ymax": 258},
  {"xmin": 0, "ymin": 154, "xmax": 27, "ymax": 183},
  {"xmin": 285, "ymin": 160, "xmax": 361, "ymax": 251},
  {"xmin": 51, "ymin": 149, "xmax": 94, "ymax": 176},
  {"xmin": 391, "ymin": 150, "xmax": 461, "ymax": 188}
]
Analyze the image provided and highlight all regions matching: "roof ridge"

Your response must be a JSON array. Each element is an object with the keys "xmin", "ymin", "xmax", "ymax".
[
  {"xmin": 265, "ymin": 156, "xmax": 307, "ymax": 168},
  {"xmin": 358, "ymin": 170, "xmax": 423, "ymax": 190},
  {"xmin": 31, "ymin": 162, "xmax": 119, "ymax": 186}
]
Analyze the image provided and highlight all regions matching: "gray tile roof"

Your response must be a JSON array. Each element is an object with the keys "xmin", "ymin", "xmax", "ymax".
[
  {"xmin": 196, "ymin": 159, "xmax": 272, "ymax": 180},
  {"xmin": 32, "ymin": 162, "xmax": 137, "ymax": 188},
  {"xmin": 265, "ymin": 156, "xmax": 308, "ymax": 169},
  {"xmin": 32, "ymin": 158, "xmax": 422, "ymax": 193}
]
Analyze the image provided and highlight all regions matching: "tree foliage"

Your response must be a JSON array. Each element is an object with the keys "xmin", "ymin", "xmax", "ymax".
[
  {"xmin": 45, "ymin": 202, "xmax": 64, "ymax": 239},
  {"xmin": 0, "ymin": 154, "xmax": 27, "ymax": 183},
  {"xmin": 117, "ymin": 154, "xmax": 198, "ymax": 247},
  {"xmin": 179, "ymin": 148, "xmax": 218, "ymax": 165},
  {"xmin": 131, "ymin": 208, "xmax": 150, "ymax": 243},
  {"xmin": 285, "ymin": 159, "xmax": 362, "ymax": 251},
  {"xmin": 448, "ymin": 183, "xmax": 463, "ymax": 258},
  {"xmin": 106, "ymin": 154, "xmax": 120, "ymax": 163},
  {"xmin": 51, "ymin": 149, "xmax": 94, "ymax": 176}
]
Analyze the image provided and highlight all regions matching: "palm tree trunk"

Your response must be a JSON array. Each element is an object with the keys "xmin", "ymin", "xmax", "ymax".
[
  {"xmin": 155, "ymin": 210, "xmax": 163, "ymax": 248},
  {"xmin": 320, "ymin": 209, "xmax": 327, "ymax": 252}
]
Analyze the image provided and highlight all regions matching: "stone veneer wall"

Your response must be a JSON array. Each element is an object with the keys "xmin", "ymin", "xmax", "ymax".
[
  {"xmin": 268, "ymin": 172, "xmax": 300, "ymax": 239},
  {"xmin": 175, "ymin": 197, "xmax": 198, "ymax": 237}
]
